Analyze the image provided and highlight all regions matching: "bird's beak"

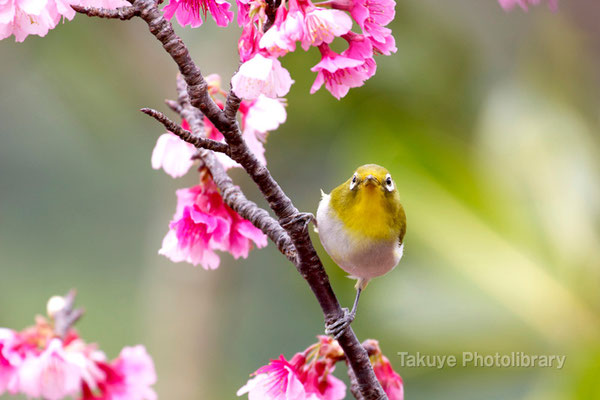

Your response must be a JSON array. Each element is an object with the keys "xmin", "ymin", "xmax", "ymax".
[{"xmin": 364, "ymin": 175, "xmax": 379, "ymax": 186}]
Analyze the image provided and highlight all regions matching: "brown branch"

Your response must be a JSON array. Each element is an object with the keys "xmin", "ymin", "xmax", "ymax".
[
  {"xmin": 264, "ymin": 0, "xmax": 282, "ymax": 32},
  {"xmin": 83, "ymin": 0, "xmax": 387, "ymax": 398},
  {"xmin": 73, "ymin": 4, "xmax": 138, "ymax": 19},
  {"xmin": 140, "ymin": 107, "xmax": 231, "ymax": 155},
  {"xmin": 223, "ymin": 89, "xmax": 242, "ymax": 123},
  {"xmin": 53, "ymin": 290, "xmax": 84, "ymax": 339}
]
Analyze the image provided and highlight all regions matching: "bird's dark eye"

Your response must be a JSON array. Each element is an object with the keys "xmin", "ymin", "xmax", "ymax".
[
  {"xmin": 352, "ymin": 176, "xmax": 357, "ymax": 183},
  {"xmin": 386, "ymin": 177, "xmax": 392, "ymax": 185}
]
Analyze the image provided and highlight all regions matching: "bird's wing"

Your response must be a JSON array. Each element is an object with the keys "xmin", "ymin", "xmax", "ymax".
[{"xmin": 397, "ymin": 205, "xmax": 407, "ymax": 245}]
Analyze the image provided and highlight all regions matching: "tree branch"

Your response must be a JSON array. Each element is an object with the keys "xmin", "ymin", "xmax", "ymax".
[{"xmin": 81, "ymin": 0, "xmax": 387, "ymax": 398}]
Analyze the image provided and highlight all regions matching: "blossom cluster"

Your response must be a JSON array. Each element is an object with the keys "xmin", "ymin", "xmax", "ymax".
[
  {"xmin": 152, "ymin": 75, "xmax": 284, "ymax": 269},
  {"xmin": 0, "ymin": 297, "xmax": 156, "ymax": 400},
  {"xmin": 162, "ymin": 0, "xmax": 397, "ymax": 100},
  {"xmin": 237, "ymin": 336, "xmax": 404, "ymax": 400},
  {"xmin": 0, "ymin": 0, "xmax": 128, "ymax": 42}
]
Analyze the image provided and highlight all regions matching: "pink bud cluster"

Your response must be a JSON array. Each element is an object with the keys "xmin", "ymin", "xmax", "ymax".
[
  {"xmin": 237, "ymin": 336, "xmax": 404, "ymax": 400},
  {"xmin": 0, "ymin": 0, "xmax": 128, "ymax": 42},
  {"xmin": 0, "ymin": 318, "xmax": 156, "ymax": 400},
  {"xmin": 364, "ymin": 339, "xmax": 404, "ymax": 400},
  {"xmin": 152, "ymin": 75, "xmax": 284, "ymax": 269}
]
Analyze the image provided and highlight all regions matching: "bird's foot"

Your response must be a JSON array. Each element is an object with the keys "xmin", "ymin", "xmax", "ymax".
[
  {"xmin": 325, "ymin": 308, "xmax": 355, "ymax": 340},
  {"xmin": 281, "ymin": 212, "xmax": 315, "ymax": 232}
]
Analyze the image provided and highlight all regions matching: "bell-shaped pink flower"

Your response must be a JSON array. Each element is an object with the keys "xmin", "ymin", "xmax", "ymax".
[
  {"xmin": 151, "ymin": 120, "xmax": 197, "ymax": 178},
  {"xmin": 17, "ymin": 339, "xmax": 83, "ymax": 400},
  {"xmin": 331, "ymin": 0, "xmax": 395, "ymax": 40},
  {"xmin": 237, "ymin": 355, "xmax": 310, "ymax": 400},
  {"xmin": 1, "ymin": 0, "xmax": 60, "ymax": 42},
  {"xmin": 369, "ymin": 27, "xmax": 397, "ymax": 55},
  {"xmin": 310, "ymin": 44, "xmax": 370, "ymax": 99},
  {"xmin": 301, "ymin": 7, "xmax": 352, "ymax": 51},
  {"xmin": 232, "ymin": 53, "xmax": 294, "ymax": 99},
  {"xmin": 341, "ymin": 32, "xmax": 376, "ymax": 80},
  {"xmin": 160, "ymin": 176, "xmax": 267, "ymax": 269},
  {"xmin": 163, "ymin": 0, "xmax": 234, "ymax": 28}
]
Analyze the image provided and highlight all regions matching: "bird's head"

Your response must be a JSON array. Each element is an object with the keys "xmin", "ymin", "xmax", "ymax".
[
  {"xmin": 329, "ymin": 164, "xmax": 400, "ymax": 221},
  {"xmin": 347, "ymin": 164, "xmax": 395, "ymax": 193}
]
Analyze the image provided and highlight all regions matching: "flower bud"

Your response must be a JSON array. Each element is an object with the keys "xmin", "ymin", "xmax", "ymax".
[{"xmin": 46, "ymin": 296, "xmax": 67, "ymax": 319}]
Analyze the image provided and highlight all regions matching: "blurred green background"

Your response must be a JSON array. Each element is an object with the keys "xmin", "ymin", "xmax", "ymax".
[{"xmin": 1, "ymin": 1, "xmax": 600, "ymax": 399}]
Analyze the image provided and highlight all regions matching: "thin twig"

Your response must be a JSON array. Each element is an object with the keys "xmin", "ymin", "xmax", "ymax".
[
  {"xmin": 53, "ymin": 290, "xmax": 84, "ymax": 339},
  {"xmin": 72, "ymin": 5, "xmax": 138, "ymax": 19},
  {"xmin": 165, "ymin": 99, "xmax": 182, "ymax": 114},
  {"xmin": 140, "ymin": 108, "xmax": 231, "ymax": 155}
]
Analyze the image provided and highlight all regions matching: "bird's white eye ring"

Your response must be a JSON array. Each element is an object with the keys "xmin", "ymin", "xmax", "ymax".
[
  {"xmin": 349, "ymin": 173, "xmax": 358, "ymax": 190},
  {"xmin": 385, "ymin": 174, "xmax": 394, "ymax": 191}
]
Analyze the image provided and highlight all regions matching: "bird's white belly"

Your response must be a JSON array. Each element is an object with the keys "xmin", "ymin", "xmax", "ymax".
[{"xmin": 316, "ymin": 193, "xmax": 403, "ymax": 280}]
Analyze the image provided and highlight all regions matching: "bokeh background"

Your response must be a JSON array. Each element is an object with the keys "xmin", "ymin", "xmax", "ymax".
[{"xmin": 1, "ymin": 0, "xmax": 600, "ymax": 399}]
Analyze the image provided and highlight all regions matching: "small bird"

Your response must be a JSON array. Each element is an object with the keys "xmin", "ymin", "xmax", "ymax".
[{"xmin": 317, "ymin": 164, "xmax": 406, "ymax": 338}]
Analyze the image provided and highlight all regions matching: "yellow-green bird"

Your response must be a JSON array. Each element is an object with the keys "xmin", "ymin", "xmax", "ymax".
[{"xmin": 317, "ymin": 164, "xmax": 406, "ymax": 338}]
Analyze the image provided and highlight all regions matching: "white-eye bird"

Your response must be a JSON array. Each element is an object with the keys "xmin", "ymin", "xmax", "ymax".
[{"xmin": 317, "ymin": 164, "xmax": 406, "ymax": 338}]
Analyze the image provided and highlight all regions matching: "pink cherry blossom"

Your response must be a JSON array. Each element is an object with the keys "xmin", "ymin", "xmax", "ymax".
[
  {"xmin": 498, "ymin": 0, "xmax": 558, "ymax": 11},
  {"xmin": 0, "ymin": 0, "xmax": 128, "ymax": 42},
  {"xmin": 259, "ymin": 24, "xmax": 295, "ymax": 58},
  {"xmin": 258, "ymin": 4, "xmax": 296, "ymax": 57},
  {"xmin": 301, "ymin": 7, "xmax": 352, "ymax": 51},
  {"xmin": 310, "ymin": 44, "xmax": 370, "ymax": 99},
  {"xmin": 232, "ymin": 53, "xmax": 294, "ymax": 99},
  {"xmin": 159, "ymin": 177, "xmax": 267, "ymax": 268},
  {"xmin": 244, "ymin": 95, "xmax": 287, "ymax": 133},
  {"xmin": 18, "ymin": 339, "xmax": 83, "ymax": 400},
  {"xmin": 163, "ymin": 0, "xmax": 234, "ymax": 28},
  {"xmin": 342, "ymin": 32, "xmax": 376, "ymax": 80},
  {"xmin": 1, "ymin": 0, "xmax": 61, "ymax": 42},
  {"xmin": 92, "ymin": 345, "xmax": 157, "ymax": 400},
  {"xmin": 151, "ymin": 119, "xmax": 197, "ymax": 178}
]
